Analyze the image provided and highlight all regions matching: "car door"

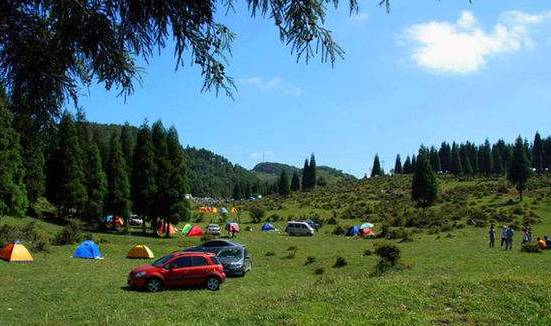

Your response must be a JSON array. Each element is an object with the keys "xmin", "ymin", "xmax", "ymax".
[
  {"xmin": 185, "ymin": 256, "xmax": 210, "ymax": 285},
  {"xmin": 164, "ymin": 256, "xmax": 192, "ymax": 287}
]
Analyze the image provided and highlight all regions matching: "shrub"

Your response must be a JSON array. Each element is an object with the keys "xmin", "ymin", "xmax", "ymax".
[
  {"xmin": 54, "ymin": 219, "xmax": 84, "ymax": 245},
  {"xmin": 333, "ymin": 256, "xmax": 347, "ymax": 268},
  {"xmin": 29, "ymin": 197, "xmax": 57, "ymax": 219},
  {"xmin": 249, "ymin": 206, "xmax": 265, "ymax": 223},
  {"xmin": 267, "ymin": 213, "xmax": 281, "ymax": 222},
  {"xmin": 326, "ymin": 217, "xmax": 337, "ymax": 225},
  {"xmin": 305, "ymin": 256, "xmax": 316, "ymax": 265},
  {"xmin": 265, "ymin": 251, "xmax": 275, "ymax": 257},
  {"xmin": 374, "ymin": 242, "xmax": 400, "ymax": 265},
  {"xmin": 521, "ymin": 243, "xmax": 541, "ymax": 253},
  {"xmin": 314, "ymin": 267, "xmax": 325, "ymax": 275},
  {"xmin": 385, "ymin": 227, "xmax": 409, "ymax": 240},
  {"xmin": 332, "ymin": 225, "xmax": 346, "ymax": 236},
  {"xmin": 0, "ymin": 222, "xmax": 51, "ymax": 252}
]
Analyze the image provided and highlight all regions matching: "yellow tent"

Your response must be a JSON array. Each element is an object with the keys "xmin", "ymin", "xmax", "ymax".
[
  {"xmin": 231, "ymin": 207, "xmax": 238, "ymax": 214},
  {"xmin": 0, "ymin": 242, "xmax": 33, "ymax": 262},
  {"xmin": 127, "ymin": 245, "xmax": 154, "ymax": 259}
]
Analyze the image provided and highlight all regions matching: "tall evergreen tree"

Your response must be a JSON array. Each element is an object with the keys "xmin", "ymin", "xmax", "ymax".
[
  {"xmin": 466, "ymin": 142, "xmax": 479, "ymax": 174},
  {"xmin": 450, "ymin": 143, "xmax": 463, "ymax": 176},
  {"xmin": 278, "ymin": 170, "xmax": 291, "ymax": 196},
  {"xmin": 461, "ymin": 147, "xmax": 473, "ymax": 175},
  {"xmin": 394, "ymin": 154, "xmax": 403, "ymax": 174},
  {"xmin": 543, "ymin": 137, "xmax": 551, "ymax": 172},
  {"xmin": 51, "ymin": 112, "xmax": 88, "ymax": 216},
  {"xmin": 412, "ymin": 148, "xmax": 438, "ymax": 209},
  {"xmin": 0, "ymin": 99, "xmax": 28, "ymax": 217},
  {"xmin": 120, "ymin": 122, "xmax": 136, "ymax": 176},
  {"xmin": 301, "ymin": 158, "xmax": 310, "ymax": 191},
  {"xmin": 439, "ymin": 142, "xmax": 451, "ymax": 173},
  {"xmin": 508, "ymin": 136, "xmax": 531, "ymax": 201},
  {"xmin": 491, "ymin": 145, "xmax": 504, "ymax": 175},
  {"xmin": 429, "ymin": 146, "xmax": 441, "ymax": 173},
  {"xmin": 411, "ymin": 155, "xmax": 417, "ymax": 172},
  {"xmin": 532, "ymin": 132, "xmax": 544, "ymax": 173},
  {"xmin": 85, "ymin": 143, "xmax": 107, "ymax": 221},
  {"xmin": 106, "ymin": 131, "xmax": 131, "ymax": 219},
  {"xmin": 165, "ymin": 126, "xmax": 191, "ymax": 234},
  {"xmin": 479, "ymin": 140, "xmax": 493, "ymax": 175},
  {"xmin": 131, "ymin": 122, "xmax": 158, "ymax": 234},
  {"xmin": 151, "ymin": 121, "xmax": 171, "ymax": 230},
  {"xmin": 403, "ymin": 156, "xmax": 412, "ymax": 174},
  {"xmin": 309, "ymin": 153, "xmax": 317, "ymax": 190},
  {"xmin": 290, "ymin": 171, "xmax": 301, "ymax": 192},
  {"xmin": 370, "ymin": 154, "xmax": 383, "ymax": 177}
]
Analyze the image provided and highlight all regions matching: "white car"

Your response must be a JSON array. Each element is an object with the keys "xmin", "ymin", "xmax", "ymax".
[
  {"xmin": 207, "ymin": 224, "xmax": 221, "ymax": 235},
  {"xmin": 285, "ymin": 221, "xmax": 315, "ymax": 236}
]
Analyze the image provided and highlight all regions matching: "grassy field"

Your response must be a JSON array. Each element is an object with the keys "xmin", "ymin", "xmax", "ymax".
[{"xmin": 1, "ymin": 177, "xmax": 551, "ymax": 325}]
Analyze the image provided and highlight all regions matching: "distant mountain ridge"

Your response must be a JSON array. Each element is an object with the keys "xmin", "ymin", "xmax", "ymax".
[{"xmin": 252, "ymin": 162, "xmax": 357, "ymax": 184}]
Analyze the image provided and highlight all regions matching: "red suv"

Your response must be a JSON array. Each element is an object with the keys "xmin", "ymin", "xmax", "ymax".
[{"xmin": 128, "ymin": 252, "xmax": 226, "ymax": 292}]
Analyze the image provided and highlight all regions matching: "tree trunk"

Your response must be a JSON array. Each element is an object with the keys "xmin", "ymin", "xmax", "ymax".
[
  {"xmin": 142, "ymin": 218, "xmax": 147, "ymax": 235},
  {"xmin": 519, "ymin": 189, "xmax": 523, "ymax": 201}
]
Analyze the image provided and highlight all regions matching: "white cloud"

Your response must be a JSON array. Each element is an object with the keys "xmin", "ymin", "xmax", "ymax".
[
  {"xmin": 240, "ymin": 76, "xmax": 302, "ymax": 96},
  {"xmin": 350, "ymin": 12, "xmax": 369, "ymax": 24},
  {"xmin": 250, "ymin": 151, "xmax": 273, "ymax": 160},
  {"xmin": 402, "ymin": 10, "xmax": 551, "ymax": 74}
]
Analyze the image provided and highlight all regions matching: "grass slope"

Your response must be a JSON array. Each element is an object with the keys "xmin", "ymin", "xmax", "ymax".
[{"xmin": 1, "ymin": 176, "xmax": 551, "ymax": 325}]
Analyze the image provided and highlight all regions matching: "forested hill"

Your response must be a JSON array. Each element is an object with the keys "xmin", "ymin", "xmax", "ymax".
[
  {"xmin": 252, "ymin": 162, "xmax": 357, "ymax": 184},
  {"xmin": 183, "ymin": 147, "xmax": 259, "ymax": 198}
]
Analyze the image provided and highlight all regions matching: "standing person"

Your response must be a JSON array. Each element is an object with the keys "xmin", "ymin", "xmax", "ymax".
[
  {"xmin": 489, "ymin": 224, "xmax": 496, "ymax": 248},
  {"xmin": 522, "ymin": 227, "xmax": 530, "ymax": 245},
  {"xmin": 545, "ymin": 236, "xmax": 551, "ymax": 249},
  {"xmin": 505, "ymin": 225, "xmax": 515, "ymax": 250},
  {"xmin": 501, "ymin": 226, "xmax": 508, "ymax": 248}
]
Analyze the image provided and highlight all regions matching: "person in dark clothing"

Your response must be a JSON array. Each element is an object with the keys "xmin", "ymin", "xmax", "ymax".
[
  {"xmin": 545, "ymin": 236, "xmax": 551, "ymax": 250},
  {"xmin": 500, "ymin": 226, "xmax": 507, "ymax": 248},
  {"xmin": 489, "ymin": 224, "xmax": 496, "ymax": 248},
  {"xmin": 505, "ymin": 225, "xmax": 514, "ymax": 250}
]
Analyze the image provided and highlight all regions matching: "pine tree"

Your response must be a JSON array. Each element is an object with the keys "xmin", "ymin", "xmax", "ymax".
[
  {"xmin": 370, "ymin": 154, "xmax": 383, "ymax": 177},
  {"xmin": 309, "ymin": 153, "xmax": 317, "ymax": 190},
  {"xmin": 403, "ymin": 156, "xmax": 412, "ymax": 174},
  {"xmin": 450, "ymin": 143, "xmax": 463, "ymax": 176},
  {"xmin": 131, "ymin": 122, "xmax": 158, "ymax": 234},
  {"xmin": 479, "ymin": 140, "xmax": 493, "ymax": 175},
  {"xmin": 232, "ymin": 183, "xmax": 242, "ymax": 200},
  {"xmin": 532, "ymin": 132, "xmax": 544, "ymax": 173},
  {"xmin": 461, "ymin": 147, "xmax": 473, "ymax": 175},
  {"xmin": 166, "ymin": 126, "xmax": 191, "ymax": 232},
  {"xmin": 290, "ymin": 171, "xmax": 301, "ymax": 191},
  {"xmin": 278, "ymin": 170, "xmax": 291, "ymax": 196},
  {"xmin": 120, "ymin": 122, "xmax": 135, "ymax": 176},
  {"xmin": 301, "ymin": 158, "xmax": 310, "ymax": 191},
  {"xmin": 439, "ymin": 142, "xmax": 451, "ymax": 173},
  {"xmin": 508, "ymin": 136, "xmax": 531, "ymax": 201},
  {"xmin": 0, "ymin": 99, "xmax": 28, "ymax": 216},
  {"xmin": 151, "ymin": 121, "xmax": 171, "ymax": 230},
  {"xmin": 106, "ymin": 131, "xmax": 131, "ymax": 219},
  {"xmin": 491, "ymin": 145, "xmax": 504, "ymax": 175},
  {"xmin": 543, "ymin": 137, "xmax": 551, "ymax": 172},
  {"xmin": 411, "ymin": 148, "xmax": 438, "ymax": 209},
  {"xmin": 53, "ymin": 112, "xmax": 88, "ymax": 216},
  {"xmin": 411, "ymin": 155, "xmax": 417, "ymax": 172},
  {"xmin": 429, "ymin": 147, "xmax": 441, "ymax": 173},
  {"xmin": 394, "ymin": 154, "xmax": 403, "ymax": 174},
  {"xmin": 86, "ymin": 143, "xmax": 107, "ymax": 221}
]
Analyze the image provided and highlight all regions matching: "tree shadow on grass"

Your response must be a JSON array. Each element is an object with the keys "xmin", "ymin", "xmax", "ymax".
[{"xmin": 121, "ymin": 285, "xmax": 210, "ymax": 293}]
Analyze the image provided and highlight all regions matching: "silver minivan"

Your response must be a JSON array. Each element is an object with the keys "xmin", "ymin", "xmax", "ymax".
[{"xmin": 285, "ymin": 221, "xmax": 315, "ymax": 236}]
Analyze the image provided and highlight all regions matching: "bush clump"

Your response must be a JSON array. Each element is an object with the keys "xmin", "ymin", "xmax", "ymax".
[
  {"xmin": 333, "ymin": 256, "xmax": 347, "ymax": 268},
  {"xmin": 0, "ymin": 222, "xmax": 51, "ymax": 252},
  {"xmin": 372, "ymin": 242, "xmax": 405, "ymax": 276},
  {"xmin": 54, "ymin": 219, "xmax": 84, "ymax": 245},
  {"xmin": 332, "ymin": 225, "xmax": 347, "ymax": 236},
  {"xmin": 304, "ymin": 256, "xmax": 316, "ymax": 265},
  {"xmin": 314, "ymin": 267, "xmax": 325, "ymax": 275},
  {"xmin": 265, "ymin": 251, "xmax": 275, "ymax": 257},
  {"xmin": 249, "ymin": 206, "xmax": 265, "ymax": 223}
]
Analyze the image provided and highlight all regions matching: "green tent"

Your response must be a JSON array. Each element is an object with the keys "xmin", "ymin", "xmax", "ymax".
[{"xmin": 181, "ymin": 224, "xmax": 192, "ymax": 236}]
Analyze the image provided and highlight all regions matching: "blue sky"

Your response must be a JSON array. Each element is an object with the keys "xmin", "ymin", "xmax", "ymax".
[{"xmin": 79, "ymin": 1, "xmax": 551, "ymax": 177}]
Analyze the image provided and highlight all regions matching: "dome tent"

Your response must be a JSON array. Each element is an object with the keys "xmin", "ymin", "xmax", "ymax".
[
  {"xmin": 183, "ymin": 225, "xmax": 204, "ymax": 237},
  {"xmin": 0, "ymin": 241, "xmax": 33, "ymax": 263},
  {"xmin": 127, "ymin": 245, "xmax": 154, "ymax": 259},
  {"xmin": 261, "ymin": 223, "xmax": 275, "ymax": 232},
  {"xmin": 73, "ymin": 240, "xmax": 103, "ymax": 259},
  {"xmin": 345, "ymin": 226, "xmax": 360, "ymax": 236}
]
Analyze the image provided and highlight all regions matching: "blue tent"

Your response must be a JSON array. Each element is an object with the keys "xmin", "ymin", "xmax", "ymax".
[
  {"xmin": 73, "ymin": 240, "xmax": 103, "ymax": 259},
  {"xmin": 346, "ymin": 226, "xmax": 360, "ymax": 236},
  {"xmin": 261, "ymin": 223, "xmax": 275, "ymax": 232}
]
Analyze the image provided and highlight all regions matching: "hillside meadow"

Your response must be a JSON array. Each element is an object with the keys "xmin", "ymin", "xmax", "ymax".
[{"xmin": 1, "ymin": 175, "xmax": 551, "ymax": 325}]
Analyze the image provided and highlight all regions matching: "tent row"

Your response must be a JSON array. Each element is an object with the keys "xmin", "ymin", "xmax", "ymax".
[
  {"xmin": 346, "ymin": 223, "xmax": 375, "ymax": 237},
  {"xmin": 198, "ymin": 207, "xmax": 238, "ymax": 214}
]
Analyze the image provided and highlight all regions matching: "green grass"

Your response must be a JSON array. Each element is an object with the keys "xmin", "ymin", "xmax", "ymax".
[{"xmin": 2, "ymin": 177, "xmax": 551, "ymax": 325}]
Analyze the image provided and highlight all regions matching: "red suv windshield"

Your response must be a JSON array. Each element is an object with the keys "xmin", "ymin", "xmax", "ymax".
[{"xmin": 152, "ymin": 254, "xmax": 173, "ymax": 267}]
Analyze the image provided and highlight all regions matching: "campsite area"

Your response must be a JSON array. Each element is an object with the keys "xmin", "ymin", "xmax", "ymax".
[{"xmin": 1, "ymin": 176, "xmax": 551, "ymax": 325}]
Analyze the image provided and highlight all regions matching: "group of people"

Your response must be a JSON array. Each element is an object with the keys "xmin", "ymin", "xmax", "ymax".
[{"xmin": 489, "ymin": 224, "xmax": 551, "ymax": 250}]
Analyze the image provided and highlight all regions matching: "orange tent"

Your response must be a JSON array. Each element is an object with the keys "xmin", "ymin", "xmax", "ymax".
[
  {"xmin": 0, "ymin": 242, "xmax": 33, "ymax": 262},
  {"xmin": 156, "ymin": 222, "xmax": 178, "ymax": 237}
]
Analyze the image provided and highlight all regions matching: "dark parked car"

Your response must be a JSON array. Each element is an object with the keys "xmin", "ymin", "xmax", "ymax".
[
  {"xmin": 127, "ymin": 252, "xmax": 226, "ymax": 292},
  {"xmin": 184, "ymin": 240, "xmax": 251, "ymax": 276}
]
